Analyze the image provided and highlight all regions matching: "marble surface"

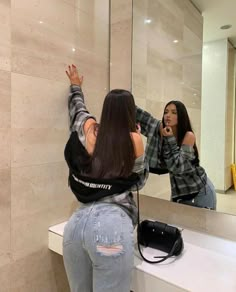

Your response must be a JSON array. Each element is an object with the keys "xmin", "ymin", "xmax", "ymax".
[
  {"xmin": 134, "ymin": 232, "xmax": 236, "ymax": 292},
  {"xmin": 0, "ymin": 0, "xmax": 109, "ymax": 290},
  {"xmin": 0, "ymin": 0, "xmax": 11, "ymax": 71},
  {"xmin": 110, "ymin": 0, "xmax": 133, "ymax": 90},
  {"xmin": 49, "ymin": 221, "xmax": 236, "ymax": 292}
]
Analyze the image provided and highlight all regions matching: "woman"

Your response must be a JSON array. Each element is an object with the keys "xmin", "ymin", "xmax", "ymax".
[
  {"xmin": 63, "ymin": 64, "xmax": 147, "ymax": 292},
  {"xmin": 136, "ymin": 100, "xmax": 216, "ymax": 210}
]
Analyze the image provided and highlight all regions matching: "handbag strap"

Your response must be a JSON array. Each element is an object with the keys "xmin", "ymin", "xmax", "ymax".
[{"xmin": 136, "ymin": 186, "xmax": 180, "ymax": 264}]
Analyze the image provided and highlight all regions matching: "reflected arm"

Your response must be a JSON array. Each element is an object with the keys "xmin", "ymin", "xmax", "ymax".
[{"xmin": 136, "ymin": 106, "xmax": 160, "ymax": 136}]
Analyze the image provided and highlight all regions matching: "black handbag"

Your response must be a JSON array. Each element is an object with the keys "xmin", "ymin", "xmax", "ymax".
[
  {"xmin": 137, "ymin": 220, "xmax": 184, "ymax": 263},
  {"xmin": 136, "ymin": 192, "xmax": 184, "ymax": 264}
]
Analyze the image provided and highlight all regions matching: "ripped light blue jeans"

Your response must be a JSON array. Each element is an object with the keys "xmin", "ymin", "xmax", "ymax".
[{"xmin": 63, "ymin": 202, "xmax": 134, "ymax": 292}]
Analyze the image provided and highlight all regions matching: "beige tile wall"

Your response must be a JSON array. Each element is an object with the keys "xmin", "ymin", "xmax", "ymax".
[
  {"xmin": 0, "ymin": 1, "xmax": 11, "ymax": 291},
  {"xmin": 110, "ymin": 0, "xmax": 133, "ymax": 90},
  {"xmin": 0, "ymin": 0, "xmax": 109, "ymax": 291},
  {"xmin": 109, "ymin": 0, "xmax": 236, "ymax": 242}
]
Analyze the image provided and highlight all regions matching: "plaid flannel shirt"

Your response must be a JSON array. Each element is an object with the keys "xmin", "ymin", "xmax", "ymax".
[
  {"xmin": 67, "ymin": 85, "xmax": 148, "ymax": 225},
  {"xmin": 136, "ymin": 106, "xmax": 163, "ymax": 169},
  {"xmin": 136, "ymin": 106, "xmax": 207, "ymax": 200}
]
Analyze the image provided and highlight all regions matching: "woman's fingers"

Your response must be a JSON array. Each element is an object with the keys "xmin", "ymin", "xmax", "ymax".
[
  {"xmin": 72, "ymin": 64, "xmax": 76, "ymax": 75},
  {"xmin": 162, "ymin": 127, "xmax": 172, "ymax": 136},
  {"xmin": 71, "ymin": 65, "xmax": 79, "ymax": 78},
  {"xmin": 66, "ymin": 69, "xmax": 70, "ymax": 77},
  {"xmin": 66, "ymin": 65, "xmax": 75, "ymax": 77},
  {"xmin": 68, "ymin": 65, "xmax": 72, "ymax": 75},
  {"xmin": 65, "ymin": 64, "xmax": 83, "ymax": 86}
]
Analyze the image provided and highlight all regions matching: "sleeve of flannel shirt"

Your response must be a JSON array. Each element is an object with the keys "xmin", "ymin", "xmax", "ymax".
[
  {"xmin": 130, "ymin": 155, "xmax": 149, "ymax": 191},
  {"xmin": 136, "ymin": 106, "xmax": 161, "ymax": 137},
  {"xmin": 68, "ymin": 85, "xmax": 96, "ymax": 135},
  {"xmin": 162, "ymin": 136, "xmax": 196, "ymax": 174}
]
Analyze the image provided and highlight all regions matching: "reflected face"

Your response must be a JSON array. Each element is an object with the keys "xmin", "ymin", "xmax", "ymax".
[{"xmin": 163, "ymin": 104, "xmax": 178, "ymax": 127}]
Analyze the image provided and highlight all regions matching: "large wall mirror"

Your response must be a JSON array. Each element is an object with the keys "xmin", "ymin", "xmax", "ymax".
[{"xmin": 132, "ymin": 0, "xmax": 236, "ymax": 215}]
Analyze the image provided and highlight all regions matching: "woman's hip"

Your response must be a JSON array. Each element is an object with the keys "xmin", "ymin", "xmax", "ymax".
[{"xmin": 63, "ymin": 202, "xmax": 134, "ymax": 246}]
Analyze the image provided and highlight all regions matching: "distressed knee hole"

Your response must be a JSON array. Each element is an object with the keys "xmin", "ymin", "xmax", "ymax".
[{"xmin": 96, "ymin": 244, "xmax": 123, "ymax": 256}]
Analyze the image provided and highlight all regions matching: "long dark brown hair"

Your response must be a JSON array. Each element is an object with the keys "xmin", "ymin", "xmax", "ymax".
[
  {"xmin": 162, "ymin": 100, "xmax": 199, "ymax": 160},
  {"xmin": 90, "ymin": 89, "xmax": 136, "ymax": 178}
]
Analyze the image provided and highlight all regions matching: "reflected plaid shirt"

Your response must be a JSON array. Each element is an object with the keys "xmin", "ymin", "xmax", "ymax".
[
  {"xmin": 67, "ymin": 85, "xmax": 148, "ymax": 225},
  {"xmin": 136, "ymin": 106, "xmax": 207, "ymax": 200}
]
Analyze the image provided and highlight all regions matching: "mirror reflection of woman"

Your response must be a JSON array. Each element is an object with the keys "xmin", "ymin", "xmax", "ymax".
[{"xmin": 136, "ymin": 101, "xmax": 217, "ymax": 210}]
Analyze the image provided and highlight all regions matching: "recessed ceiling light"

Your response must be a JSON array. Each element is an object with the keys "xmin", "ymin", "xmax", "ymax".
[
  {"xmin": 220, "ymin": 24, "xmax": 232, "ymax": 30},
  {"xmin": 72, "ymin": 48, "xmax": 76, "ymax": 52},
  {"xmin": 144, "ymin": 19, "xmax": 152, "ymax": 24},
  {"xmin": 173, "ymin": 39, "xmax": 179, "ymax": 43}
]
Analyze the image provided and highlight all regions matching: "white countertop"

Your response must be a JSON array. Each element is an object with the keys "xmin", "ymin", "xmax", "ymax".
[{"xmin": 48, "ymin": 221, "xmax": 236, "ymax": 292}]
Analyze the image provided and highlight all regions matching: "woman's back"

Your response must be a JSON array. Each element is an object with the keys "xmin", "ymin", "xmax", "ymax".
[
  {"xmin": 84, "ymin": 89, "xmax": 144, "ymax": 179},
  {"xmin": 84, "ymin": 121, "xmax": 144, "ymax": 159}
]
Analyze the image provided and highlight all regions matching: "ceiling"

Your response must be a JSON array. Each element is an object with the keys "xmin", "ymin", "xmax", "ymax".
[{"xmin": 191, "ymin": 0, "xmax": 236, "ymax": 47}]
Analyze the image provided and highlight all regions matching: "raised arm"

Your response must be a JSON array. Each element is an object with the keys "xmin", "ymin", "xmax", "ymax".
[
  {"xmin": 66, "ymin": 65, "xmax": 96, "ymax": 134},
  {"xmin": 136, "ymin": 106, "xmax": 161, "ymax": 137}
]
